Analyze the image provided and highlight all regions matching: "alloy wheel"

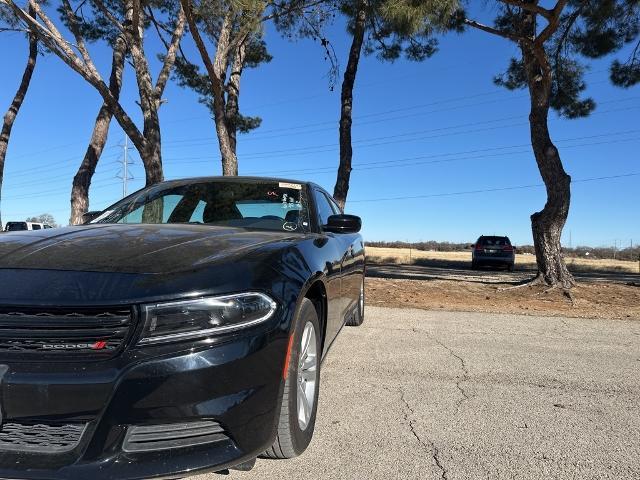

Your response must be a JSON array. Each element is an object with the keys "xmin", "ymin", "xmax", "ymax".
[{"xmin": 297, "ymin": 321, "xmax": 318, "ymax": 431}]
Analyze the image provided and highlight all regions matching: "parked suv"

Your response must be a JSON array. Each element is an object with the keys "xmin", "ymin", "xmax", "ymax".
[
  {"xmin": 471, "ymin": 235, "xmax": 515, "ymax": 271},
  {"xmin": 4, "ymin": 221, "xmax": 53, "ymax": 232}
]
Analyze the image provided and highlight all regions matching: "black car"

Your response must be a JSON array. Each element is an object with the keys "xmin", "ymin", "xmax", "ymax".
[
  {"xmin": 0, "ymin": 177, "xmax": 365, "ymax": 479},
  {"xmin": 471, "ymin": 235, "xmax": 515, "ymax": 271}
]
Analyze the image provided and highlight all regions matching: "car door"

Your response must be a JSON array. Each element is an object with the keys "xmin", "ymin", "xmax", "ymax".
[
  {"xmin": 311, "ymin": 188, "xmax": 349, "ymax": 344},
  {"xmin": 324, "ymin": 193, "xmax": 364, "ymax": 317}
]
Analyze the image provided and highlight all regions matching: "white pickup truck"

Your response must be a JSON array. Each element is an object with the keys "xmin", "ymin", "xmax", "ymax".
[{"xmin": 3, "ymin": 221, "xmax": 54, "ymax": 232}]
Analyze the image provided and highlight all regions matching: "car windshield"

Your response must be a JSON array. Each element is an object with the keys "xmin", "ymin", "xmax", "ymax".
[{"xmin": 91, "ymin": 180, "xmax": 311, "ymax": 233}]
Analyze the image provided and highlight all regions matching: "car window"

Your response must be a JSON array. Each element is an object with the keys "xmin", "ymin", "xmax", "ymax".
[
  {"xmin": 479, "ymin": 237, "xmax": 510, "ymax": 246},
  {"xmin": 5, "ymin": 222, "xmax": 27, "ymax": 231},
  {"xmin": 93, "ymin": 181, "xmax": 311, "ymax": 233},
  {"xmin": 314, "ymin": 190, "xmax": 336, "ymax": 227},
  {"xmin": 31, "ymin": 224, "xmax": 42, "ymax": 230}
]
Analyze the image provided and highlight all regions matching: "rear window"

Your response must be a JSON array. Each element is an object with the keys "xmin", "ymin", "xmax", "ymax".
[
  {"xmin": 5, "ymin": 222, "xmax": 27, "ymax": 231},
  {"xmin": 31, "ymin": 224, "xmax": 42, "ymax": 230},
  {"xmin": 479, "ymin": 237, "xmax": 511, "ymax": 246}
]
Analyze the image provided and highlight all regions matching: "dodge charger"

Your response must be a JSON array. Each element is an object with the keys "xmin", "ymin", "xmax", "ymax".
[{"xmin": 0, "ymin": 176, "xmax": 365, "ymax": 479}]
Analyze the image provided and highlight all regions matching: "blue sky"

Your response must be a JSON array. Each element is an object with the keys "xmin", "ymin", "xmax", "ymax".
[{"xmin": 0, "ymin": 6, "xmax": 638, "ymax": 247}]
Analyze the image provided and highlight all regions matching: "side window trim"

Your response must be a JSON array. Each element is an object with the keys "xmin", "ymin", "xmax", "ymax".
[{"xmin": 313, "ymin": 188, "xmax": 335, "ymax": 232}]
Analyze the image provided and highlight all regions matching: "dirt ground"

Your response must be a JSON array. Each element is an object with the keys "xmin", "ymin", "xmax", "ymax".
[
  {"xmin": 363, "ymin": 246, "xmax": 640, "ymax": 321},
  {"xmin": 366, "ymin": 277, "xmax": 640, "ymax": 320}
]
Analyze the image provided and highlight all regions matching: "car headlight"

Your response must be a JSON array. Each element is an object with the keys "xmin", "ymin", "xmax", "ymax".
[{"xmin": 138, "ymin": 292, "xmax": 277, "ymax": 345}]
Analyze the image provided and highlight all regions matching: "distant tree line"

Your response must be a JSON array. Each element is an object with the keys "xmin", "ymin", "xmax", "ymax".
[
  {"xmin": 366, "ymin": 240, "xmax": 640, "ymax": 262},
  {"xmin": 1, "ymin": 0, "xmax": 638, "ymax": 289}
]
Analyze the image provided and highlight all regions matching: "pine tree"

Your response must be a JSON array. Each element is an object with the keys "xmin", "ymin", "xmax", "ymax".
[
  {"xmin": 459, "ymin": 0, "xmax": 639, "ymax": 288},
  {"xmin": 333, "ymin": 0, "xmax": 459, "ymax": 210}
]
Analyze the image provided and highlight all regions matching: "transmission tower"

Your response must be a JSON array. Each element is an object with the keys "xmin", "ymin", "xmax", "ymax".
[{"xmin": 115, "ymin": 136, "xmax": 135, "ymax": 198}]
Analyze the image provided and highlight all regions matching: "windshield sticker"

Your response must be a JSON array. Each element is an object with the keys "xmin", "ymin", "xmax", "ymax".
[
  {"xmin": 279, "ymin": 182, "xmax": 302, "ymax": 190},
  {"xmin": 90, "ymin": 210, "xmax": 113, "ymax": 223},
  {"xmin": 281, "ymin": 194, "xmax": 301, "ymax": 209},
  {"xmin": 283, "ymin": 222, "xmax": 298, "ymax": 232}
]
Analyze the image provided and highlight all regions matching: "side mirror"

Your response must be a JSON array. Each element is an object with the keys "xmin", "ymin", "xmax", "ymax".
[
  {"xmin": 324, "ymin": 214, "xmax": 362, "ymax": 234},
  {"xmin": 82, "ymin": 211, "xmax": 102, "ymax": 224}
]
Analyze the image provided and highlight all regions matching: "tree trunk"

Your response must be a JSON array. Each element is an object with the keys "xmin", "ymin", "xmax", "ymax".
[
  {"xmin": 522, "ymin": 41, "xmax": 575, "ymax": 288},
  {"xmin": 0, "ymin": 5, "xmax": 37, "ymax": 230},
  {"xmin": 212, "ymin": 13, "xmax": 239, "ymax": 176},
  {"xmin": 224, "ymin": 40, "xmax": 246, "ymax": 159},
  {"xmin": 333, "ymin": 0, "xmax": 367, "ymax": 211},
  {"xmin": 70, "ymin": 33, "xmax": 126, "ymax": 225},
  {"xmin": 126, "ymin": 4, "xmax": 164, "ymax": 188}
]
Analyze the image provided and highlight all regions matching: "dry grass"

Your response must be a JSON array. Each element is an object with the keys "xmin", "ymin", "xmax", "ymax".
[{"xmin": 366, "ymin": 246, "xmax": 639, "ymax": 274}]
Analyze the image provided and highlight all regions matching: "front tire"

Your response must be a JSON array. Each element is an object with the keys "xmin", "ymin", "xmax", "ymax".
[{"xmin": 264, "ymin": 298, "xmax": 321, "ymax": 459}]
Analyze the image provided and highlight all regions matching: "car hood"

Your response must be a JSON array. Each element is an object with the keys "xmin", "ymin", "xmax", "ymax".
[{"xmin": 0, "ymin": 224, "xmax": 298, "ymax": 274}]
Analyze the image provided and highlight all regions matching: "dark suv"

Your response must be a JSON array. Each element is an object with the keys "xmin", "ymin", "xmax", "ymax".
[{"xmin": 471, "ymin": 235, "xmax": 515, "ymax": 271}]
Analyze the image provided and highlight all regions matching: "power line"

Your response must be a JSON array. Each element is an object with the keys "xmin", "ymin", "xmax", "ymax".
[
  {"xmin": 347, "ymin": 172, "xmax": 640, "ymax": 203},
  {"xmin": 5, "ymin": 128, "xmax": 639, "ymax": 191},
  {"xmin": 160, "ymin": 66, "xmax": 613, "ymax": 127},
  {"xmin": 4, "ymin": 181, "xmax": 123, "ymax": 201},
  {"xmin": 5, "ymin": 151, "xmax": 120, "ymax": 179},
  {"xmin": 244, "ymin": 135, "xmax": 640, "ymax": 176},
  {"xmin": 160, "ymin": 105, "xmax": 640, "ymax": 165},
  {"xmin": 2, "ymin": 67, "xmax": 616, "ymax": 164}
]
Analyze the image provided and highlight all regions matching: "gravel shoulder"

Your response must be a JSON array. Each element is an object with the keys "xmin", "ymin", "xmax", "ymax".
[{"xmin": 195, "ymin": 307, "xmax": 640, "ymax": 480}]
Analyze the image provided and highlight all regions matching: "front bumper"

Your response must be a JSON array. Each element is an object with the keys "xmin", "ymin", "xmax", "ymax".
[{"xmin": 0, "ymin": 324, "xmax": 289, "ymax": 480}]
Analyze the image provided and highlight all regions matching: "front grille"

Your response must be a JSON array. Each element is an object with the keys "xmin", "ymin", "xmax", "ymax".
[
  {"xmin": 0, "ymin": 422, "xmax": 87, "ymax": 453},
  {"xmin": 0, "ymin": 306, "xmax": 133, "ymax": 357},
  {"xmin": 123, "ymin": 421, "xmax": 229, "ymax": 452}
]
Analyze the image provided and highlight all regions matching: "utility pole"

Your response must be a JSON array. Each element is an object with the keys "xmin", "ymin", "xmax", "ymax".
[{"xmin": 123, "ymin": 136, "xmax": 128, "ymax": 197}]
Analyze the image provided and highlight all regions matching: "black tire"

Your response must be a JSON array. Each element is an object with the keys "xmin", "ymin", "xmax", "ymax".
[
  {"xmin": 507, "ymin": 263, "xmax": 515, "ymax": 272},
  {"xmin": 346, "ymin": 277, "xmax": 365, "ymax": 327},
  {"xmin": 471, "ymin": 261, "xmax": 477, "ymax": 270},
  {"xmin": 264, "ymin": 298, "xmax": 321, "ymax": 459}
]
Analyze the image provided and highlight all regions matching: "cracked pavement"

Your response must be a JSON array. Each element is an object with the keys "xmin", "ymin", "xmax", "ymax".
[{"xmin": 194, "ymin": 307, "xmax": 640, "ymax": 480}]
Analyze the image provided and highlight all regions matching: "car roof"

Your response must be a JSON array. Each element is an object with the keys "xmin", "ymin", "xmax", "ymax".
[{"xmin": 157, "ymin": 176, "xmax": 314, "ymax": 188}]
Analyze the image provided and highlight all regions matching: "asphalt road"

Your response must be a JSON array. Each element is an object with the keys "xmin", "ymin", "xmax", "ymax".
[
  {"xmin": 195, "ymin": 307, "xmax": 640, "ymax": 480},
  {"xmin": 367, "ymin": 263, "xmax": 639, "ymax": 285}
]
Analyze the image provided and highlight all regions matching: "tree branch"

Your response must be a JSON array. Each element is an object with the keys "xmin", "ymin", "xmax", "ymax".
[
  {"xmin": 536, "ymin": 0, "xmax": 568, "ymax": 45},
  {"xmin": 90, "ymin": 0, "xmax": 124, "ymax": 32},
  {"xmin": 146, "ymin": 5, "xmax": 171, "ymax": 50},
  {"xmin": 1, "ymin": 0, "xmax": 147, "ymax": 150},
  {"xmin": 262, "ymin": 0, "xmax": 330, "ymax": 22},
  {"xmin": 464, "ymin": 18, "xmax": 529, "ymax": 44},
  {"xmin": 60, "ymin": 0, "xmax": 99, "ymax": 75},
  {"xmin": 180, "ymin": 0, "xmax": 221, "ymax": 85},
  {"xmin": 499, "ymin": 0, "xmax": 552, "ymax": 20},
  {"xmin": 0, "ymin": 27, "xmax": 29, "ymax": 33},
  {"xmin": 154, "ymin": 5, "xmax": 186, "ymax": 97}
]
